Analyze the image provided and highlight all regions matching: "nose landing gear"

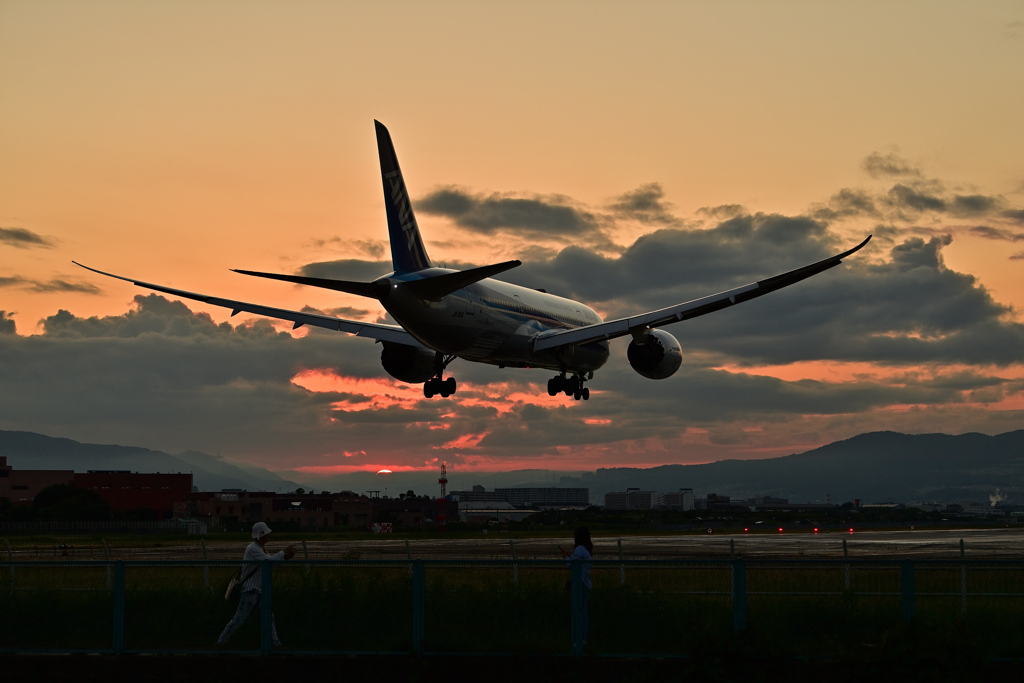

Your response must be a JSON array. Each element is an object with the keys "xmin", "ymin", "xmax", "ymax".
[
  {"xmin": 547, "ymin": 373, "xmax": 590, "ymax": 401},
  {"xmin": 424, "ymin": 354, "xmax": 458, "ymax": 399}
]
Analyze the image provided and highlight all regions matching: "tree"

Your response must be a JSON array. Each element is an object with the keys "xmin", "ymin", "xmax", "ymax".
[{"xmin": 33, "ymin": 484, "xmax": 112, "ymax": 521}]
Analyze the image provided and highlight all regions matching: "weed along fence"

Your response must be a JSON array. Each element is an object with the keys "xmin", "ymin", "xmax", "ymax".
[{"xmin": 2, "ymin": 559, "xmax": 1024, "ymax": 657}]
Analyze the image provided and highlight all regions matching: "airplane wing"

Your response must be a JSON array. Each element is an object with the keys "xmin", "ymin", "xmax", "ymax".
[
  {"xmin": 72, "ymin": 262, "xmax": 427, "ymax": 348},
  {"xmin": 532, "ymin": 235, "xmax": 871, "ymax": 352}
]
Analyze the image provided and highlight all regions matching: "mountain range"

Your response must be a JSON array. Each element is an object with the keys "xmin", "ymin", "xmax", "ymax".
[
  {"xmin": 2, "ymin": 429, "xmax": 1022, "ymax": 505},
  {"xmin": 0, "ymin": 430, "xmax": 301, "ymax": 493}
]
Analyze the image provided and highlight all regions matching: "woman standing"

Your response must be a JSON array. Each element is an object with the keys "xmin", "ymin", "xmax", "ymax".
[{"xmin": 560, "ymin": 526, "xmax": 593, "ymax": 645}]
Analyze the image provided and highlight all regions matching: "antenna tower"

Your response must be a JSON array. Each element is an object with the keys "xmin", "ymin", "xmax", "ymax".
[{"xmin": 437, "ymin": 463, "xmax": 448, "ymax": 533}]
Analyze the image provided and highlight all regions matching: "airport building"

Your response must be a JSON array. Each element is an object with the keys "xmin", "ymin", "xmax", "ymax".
[
  {"xmin": 0, "ymin": 457, "xmax": 73, "ymax": 504},
  {"xmin": 0, "ymin": 457, "xmax": 192, "ymax": 519},
  {"xmin": 74, "ymin": 471, "xmax": 193, "ymax": 520},
  {"xmin": 662, "ymin": 489, "xmax": 695, "ymax": 511},
  {"xmin": 453, "ymin": 485, "xmax": 590, "ymax": 508},
  {"xmin": 494, "ymin": 487, "xmax": 589, "ymax": 508},
  {"xmin": 604, "ymin": 489, "xmax": 663, "ymax": 510}
]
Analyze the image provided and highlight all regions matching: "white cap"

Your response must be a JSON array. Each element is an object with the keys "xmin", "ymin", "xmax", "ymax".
[{"xmin": 252, "ymin": 522, "xmax": 272, "ymax": 539}]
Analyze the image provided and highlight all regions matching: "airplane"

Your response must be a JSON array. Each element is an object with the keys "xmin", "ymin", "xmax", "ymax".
[{"xmin": 76, "ymin": 121, "xmax": 870, "ymax": 402}]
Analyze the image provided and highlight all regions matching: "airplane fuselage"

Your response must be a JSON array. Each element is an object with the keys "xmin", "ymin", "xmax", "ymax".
[{"xmin": 378, "ymin": 268, "xmax": 610, "ymax": 373}]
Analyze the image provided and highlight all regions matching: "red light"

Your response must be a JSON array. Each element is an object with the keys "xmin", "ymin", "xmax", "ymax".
[
  {"xmin": 778, "ymin": 527, "xmax": 783, "ymax": 532},
  {"xmin": 814, "ymin": 528, "xmax": 819, "ymax": 533},
  {"xmin": 744, "ymin": 528, "xmax": 748, "ymax": 532},
  {"xmin": 849, "ymin": 528, "xmax": 854, "ymax": 534}
]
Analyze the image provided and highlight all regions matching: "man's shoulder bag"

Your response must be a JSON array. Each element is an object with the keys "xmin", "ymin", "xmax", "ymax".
[{"xmin": 224, "ymin": 563, "xmax": 259, "ymax": 601}]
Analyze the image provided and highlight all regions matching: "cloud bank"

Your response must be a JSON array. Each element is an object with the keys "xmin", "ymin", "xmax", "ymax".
[{"xmin": 3, "ymin": 151, "xmax": 1024, "ymax": 472}]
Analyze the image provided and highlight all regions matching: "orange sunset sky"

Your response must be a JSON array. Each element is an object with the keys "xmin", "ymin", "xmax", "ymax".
[{"xmin": 2, "ymin": 2, "xmax": 1023, "ymax": 477}]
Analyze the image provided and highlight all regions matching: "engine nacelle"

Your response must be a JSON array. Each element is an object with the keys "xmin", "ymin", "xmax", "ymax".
[
  {"xmin": 626, "ymin": 329, "xmax": 683, "ymax": 380},
  {"xmin": 380, "ymin": 342, "xmax": 439, "ymax": 383}
]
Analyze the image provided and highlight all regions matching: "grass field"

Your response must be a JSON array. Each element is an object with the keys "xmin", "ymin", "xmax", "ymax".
[{"xmin": 3, "ymin": 558, "xmax": 1024, "ymax": 658}]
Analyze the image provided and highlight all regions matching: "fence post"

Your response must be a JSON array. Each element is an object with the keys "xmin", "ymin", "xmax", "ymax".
[
  {"xmin": 5, "ymin": 539, "xmax": 13, "ymax": 589},
  {"xmin": 302, "ymin": 539, "xmax": 310, "ymax": 576},
  {"xmin": 201, "ymin": 538, "xmax": 209, "ymax": 590},
  {"xmin": 843, "ymin": 538, "xmax": 850, "ymax": 590},
  {"xmin": 509, "ymin": 540, "xmax": 518, "ymax": 585},
  {"xmin": 260, "ymin": 560, "xmax": 273, "ymax": 656},
  {"xmin": 570, "ymin": 559, "xmax": 584, "ymax": 655},
  {"xmin": 732, "ymin": 559, "xmax": 746, "ymax": 632},
  {"xmin": 901, "ymin": 560, "xmax": 915, "ymax": 623},
  {"xmin": 102, "ymin": 540, "xmax": 111, "ymax": 589},
  {"xmin": 113, "ymin": 561, "xmax": 125, "ymax": 655},
  {"xmin": 412, "ymin": 559, "xmax": 425, "ymax": 655},
  {"xmin": 960, "ymin": 538, "xmax": 966, "ymax": 613},
  {"xmin": 617, "ymin": 539, "xmax": 625, "ymax": 585}
]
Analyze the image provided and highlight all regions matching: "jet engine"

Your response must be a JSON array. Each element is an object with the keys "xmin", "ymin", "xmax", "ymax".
[
  {"xmin": 380, "ymin": 342, "xmax": 439, "ymax": 383},
  {"xmin": 626, "ymin": 329, "xmax": 683, "ymax": 380}
]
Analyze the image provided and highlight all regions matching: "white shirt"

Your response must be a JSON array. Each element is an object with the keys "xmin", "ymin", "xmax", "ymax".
[
  {"xmin": 240, "ymin": 541, "xmax": 286, "ymax": 593},
  {"xmin": 567, "ymin": 545, "xmax": 592, "ymax": 589}
]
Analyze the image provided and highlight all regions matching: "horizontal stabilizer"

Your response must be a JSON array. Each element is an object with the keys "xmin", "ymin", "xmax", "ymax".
[
  {"xmin": 231, "ymin": 270, "xmax": 379, "ymax": 299},
  {"xmin": 404, "ymin": 260, "xmax": 522, "ymax": 300}
]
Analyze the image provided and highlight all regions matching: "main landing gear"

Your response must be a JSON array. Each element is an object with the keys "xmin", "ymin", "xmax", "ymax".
[
  {"xmin": 424, "ymin": 354, "xmax": 458, "ymax": 399},
  {"xmin": 547, "ymin": 373, "xmax": 590, "ymax": 401}
]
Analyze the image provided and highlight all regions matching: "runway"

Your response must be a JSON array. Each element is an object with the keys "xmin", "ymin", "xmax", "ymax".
[{"xmin": 12, "ymin": 526, "xmax": 1023, "ymax": 561}]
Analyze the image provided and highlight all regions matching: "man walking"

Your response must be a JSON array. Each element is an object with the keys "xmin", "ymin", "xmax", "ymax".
[{"xmin": 218, "ymin": 522, "xmax": 296, "ymax": 647}]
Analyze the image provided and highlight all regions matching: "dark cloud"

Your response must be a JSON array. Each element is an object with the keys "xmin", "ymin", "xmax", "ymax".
[
  {"xmin": 5, "ymin": 166, "xmax": 1024, "ymax": 469},
  {"xmin": 952, "ymin": 194, "xmax": 1003, "ymax": 217},
  {"xmin": 1002, "ymin": 209, "xmax": 1024, "ymax": 223},
  {"xmin": 607, "ymin": 183, "xmax": 681, "ymax": 226},
  {"xmin": 1010, "ymin": 251, "xmax": 1024, "ymax": 261},
  {"xmin": 812, "ymin": 188, "xmax": 879, "ymax": 221},
  {"xmin": 0, "ymin": 311, "xmax": 15, "ymax": 335},
  {"xmin": 885, "ymin": 183, "xmax": 946, "ymax": 212},
  {"xmin": 863, "ymin": 152, "xmax": 922, "ymax": 179},
  {"xmin": 300, "ymin": 305, "xmax": 371, "ymax": 321},
  {"xmin": 25, "ymin": 279, "xmax": 101, "ymax": 294},
  {"xmin": 416, "ymin": 186, "xmax": 606, "ymax": 241},
  {"xmin": 307, "ymin": 237, "xmax": 386, "ymax": 259},
  {"xmin": 502, "ymin": 212, "xmax": 835, "ymax": 304},
  {"xmin": 697, "ymin": 205, "xmax": 745, "ymax": 220},
  {"xmin": 968, "ymin": 226, "xmax": 1024, "ymax": 242},
  {"xmin": 497, "ymin": 217, "xmax": 1024, "ymax": 366},
  {"xmin": 0, "ymin": 275, "xmax": 101, "ymax": 295},
  {"xmin": 0, "ymin": 227, "xmax": 54, "ymax": 249},
  {"xmin": 297, "ymin": 259, "xmax": 392, "ymax": 281}
]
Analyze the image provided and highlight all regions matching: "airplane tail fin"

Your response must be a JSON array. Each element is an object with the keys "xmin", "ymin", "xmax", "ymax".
[{"xmin": 375, "ymin": 120, "xmax": 432, "ymax": 274}]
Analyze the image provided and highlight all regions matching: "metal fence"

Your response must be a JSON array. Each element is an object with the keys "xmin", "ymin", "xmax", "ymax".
[{"xmin": 2, "ymin": 559, "xmax": 1023, "ymax": 657}]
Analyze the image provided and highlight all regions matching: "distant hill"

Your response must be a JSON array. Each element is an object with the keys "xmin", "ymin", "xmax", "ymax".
[
  {"xmin": 3, "ymin": 430, "xmax": 1022, "ymax": 504},
  {"xmin": 287, "ymin": 430, "xmax": 1024, "ymax": 505},
  {"xmin": 0, "ymin": 431, "xmax": 302, "ymax": 493},
  {"xmin": 584, "ymin": 431, "xmax": 1024, "ymax": 505}
]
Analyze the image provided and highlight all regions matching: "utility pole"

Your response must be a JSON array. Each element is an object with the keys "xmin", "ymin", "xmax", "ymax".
[{"xmin": 437, "ymin": 463, "xmax": 448, "ymax": 533}]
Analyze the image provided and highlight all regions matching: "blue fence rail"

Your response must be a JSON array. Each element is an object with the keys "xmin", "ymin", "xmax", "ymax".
[{"xmin": 2, "ymin": 558, "xmax": 1024, "ymax": 657}]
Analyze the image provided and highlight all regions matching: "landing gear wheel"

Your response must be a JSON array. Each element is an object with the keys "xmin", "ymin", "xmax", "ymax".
[
  {"xmin": 564, "ymin": 376, "xmax": 579, "ymax": 397},
  {"xmin": 573, "ymin": 390, "xmax": 582, "ymax": 401},
  {"xmin": 581, "ymin": 387, "xmax": 590, "ymax": 401},
  {"xmin": 547, "ymin": 378, "xmax": 558, "ymax": 396},
  {"xmin": 423, "ymin": 379, "xmax": 436, "ymax": 399},
  {"xmin": 445, "ymin": 377, "xmax": 457, "ymax": 396}
]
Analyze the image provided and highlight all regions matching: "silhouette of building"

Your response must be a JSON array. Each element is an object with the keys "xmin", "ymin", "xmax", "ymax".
[{"xmin": 0, "ymin": 456, "xmax": 73, "ymax": 504}]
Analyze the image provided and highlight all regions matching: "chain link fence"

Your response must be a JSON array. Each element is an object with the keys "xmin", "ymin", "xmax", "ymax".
[{"xmin": 2, "ymin": 559, "xmax": 1024, "ymax": 657}]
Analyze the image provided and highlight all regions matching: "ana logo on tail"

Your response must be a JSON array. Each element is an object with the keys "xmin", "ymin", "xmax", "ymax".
[{"xmin": 384, "ymin": 170, "xmax": 418, "ymax": 253}]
